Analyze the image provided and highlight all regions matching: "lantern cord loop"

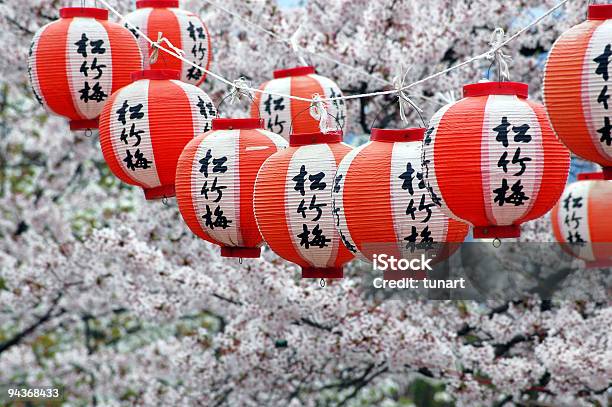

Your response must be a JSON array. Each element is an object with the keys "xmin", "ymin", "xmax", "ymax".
[
  {"xmin": 486, "ymin": 28, "xmax": 511, "ymax": 81},
  {"xmin": 492, "ymin": 238, "xmax": 502, "ymax": 248},
  {"xmin": 319, "ymin": 278, "xmax": 326, "ymax": 288},
  {"xmin": 392, "ymin": 66, "xmax": 426, "ymax": 127},
  {"xmin": 289, "ymin": 24, "xmax": 309, "ymax": 67},
  {"xmin": 162, "ymin": 196, "xmax": 169, "ymax": 206},
  {"xmin": 84, "ymin": 128, "xmax": 93, "ymax": 138},
  {"xmin": 311, "ymin": 93, "xmax": 334, "ymax": 134},
  {"xmin": 289, "ymin": 103, "xmax": 342, "ymax": 136},
  {"xmin": 150, "ymin": 32, "xmax": 185, "ymax": 65},
  {"xmin": 239, "ymin": 258, "xmax": 243, "ymax": 265},
  {"xmin": 97, "ymin": 0, "xmax": 570, "ymax": 104},
  {"xmin": 217, "ymin": 77, "xmax": 260, "ymax": 119}
]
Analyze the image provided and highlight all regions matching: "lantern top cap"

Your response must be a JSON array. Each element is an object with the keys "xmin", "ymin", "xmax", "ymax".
[
  {"xmin": 588, "ymin": 4, "xmax": 612, "ymax": 20},
  {"xmin": 131, "ymin": 69, "xmax": 181, "ymax": 81},
  {"xmin": 212, "ymin": 118, "xmax": 264, "ymax": 130},
  {"xmin": 463, "ymin": 81, "xmax": 528, "ymax": 99},
  {"xmin": 371, "ymin": 128, "xmax": 425, "ymax": 143},
  {"xmin": 273, "ymin": 66, "xmax": 316, "ymax": 79},
  {"xmin": 60, "ymin": 7, "xmax": 109, "ymax": 20},
  {"xmin": 136, "ymin": 0, "xmax": 180, "ymax": 8},
  {"xmin": 290, "ymin": 130, "xmax": 342, "ymax": 146},
  {"xmin": 577, "ymin": 172, "xmax": 605, "ymax": 181}
]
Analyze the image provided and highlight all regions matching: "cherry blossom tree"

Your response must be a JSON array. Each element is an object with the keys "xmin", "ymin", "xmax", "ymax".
[{"xmin": 0, "ymin": 0, "xmax": 610, "ymax": 405}]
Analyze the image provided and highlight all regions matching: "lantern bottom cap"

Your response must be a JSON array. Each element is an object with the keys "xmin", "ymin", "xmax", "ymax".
[
  {"xmin": 473, "ymin": 225, "xmax": 521, "ymax": 239},
  {"xmin": 585, "ymin": 259, "xmax": 612, "ymax": 269},
  {"xmin": 70, "ymin": 119, "xmax": 99, "ymax": 131},
  {"xmin": 143, "ymin": 185, "xmax": 175, "ymax": 200},
  {"xmin": 603, "ymin": 167, "xmax": 612, "ymax": 180},
  {"xmin": 301, "ymin": 266, "xmax": 343, "ymax": 279},
  {"xmin": 220, "ymin": 246, "xmax": 261, "ymax": 258}
]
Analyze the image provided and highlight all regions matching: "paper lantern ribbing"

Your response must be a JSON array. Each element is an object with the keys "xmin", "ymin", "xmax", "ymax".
[
  {"xmin": 250, "ymin": 66, "xmax": 347, "ymax": 140},
  {"xmin": 175, "ymin": 118, "xmax": 288, "ymax": 258},
  {"xmin": 254, "ymin": 131, "xmax": 354, "ymax": 278},
  {"xmin": 422, "ymin": 81, "xmax": 570, "ymax": 239},
  {"xmin": 99, "ymin": 69, "xmax": 217, "ymax": 200},
  {"xmin": 124, "ymin": 0, "xmax": 212, "ymax": 86},
  {"xmin": 28, "ymin": 8, "xmax": 142, "ymax": 130},
  {"xmin": 332, "ymin": 128, "xmax": 469, "ymax": 262},
  {"xmin": 543, "ymin": 4, "xmax": 612, "ymax": 179},
  {"xmin": 551, "ymin": 172, "xmax": 612, "ymax": 268}
]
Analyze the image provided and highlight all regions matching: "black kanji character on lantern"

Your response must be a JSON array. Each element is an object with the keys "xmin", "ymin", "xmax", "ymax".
[
  {"xmin": 201, "ymin": 177, "xmax": 227, "ymax": 203},
  {"xmin": 333, "ymin": 174, "xmax": 343, "ymax": 193},
  {"xmin": 499, "ymin": 148, "xmax": 532, "ymax": 176},
  {"xmin": 187, "ymin": 66, "xmax": 203, "ymax": 81},
  {"xmin": 564, "ymin": 212, "xmax": 582, "ymax": 229},
  {"xmin": 428, "ymin": 185, "xmax": 442, "ymax": 206},
  {"xmin": 126, "ymin": 24, "xmax": 140, "ymax": 39},
  {"xmin": 129, "ymin": 103, "xmax": 144, "ymax": 121},
  {"xmin": 124, "ymin": 149, "xmax": 152, "ymax": 171},
  {"xmin": 117, "ymin": 100, "xmax": 129, "ymax": 125},
  {"xmin": 293, "ymin": 165, "xmax": 308, "ymax": 196},
  {"xmin": 79, "ymin": 82, "xmax": 107, "ymax": 103},
  {"xmin": 79, "ymin": 58, "xmax": 106, "ymax": 80},
  {"xmin": 309, "ymin": 171, "xmax": 327, "ymax": 192},
  {"xmin": 598, "ymin": 85, "xmax": 610, "ymax": 110},
  {"xmin": 266, "ymin": 116, "xmax": 286, "ymax": 134},
  {"xmin": 512, "ymin": 124, "xmax": 532, "ymax": 143},
  {"xmin": 297, "ymin": 224, "xmax": 330, "ymax": 249},
  {"xmin": 199, "ymin": 150, "xmax": 213, "ymax": 177},
  {"xmin": 75, "ymin": 33, "xmax": 89, "ymax": 57},
  {"xmin": 594, "ymin": 44, "xmax": 612, "ymax": 81},
  {"xmin": 197, "ymin": 96, "xmax": 216, "ymax": 119},
  {"xmin": 90, "ymin": 39, "xmax": 106, "ymax": 55},
  {"xmin": 120, "ymin": 123, "xmax": 144, "ymax": 147},
  {"xmin": 572, "ymin": 195, "xmax": 583, "ymax": 209},
  {"xmin": 399, "ymin": 163, "xmax": 425, "ymax": 195},
  {"xmin": 203, "ymin": 205, "xmax": 232, "ymax": 230},
  {"xmin": 406, "ymin": 198, "xmax": 417, "ymax": 220},
  {"xmin": 191, "ymin": 43, "xmax": 207, "ymax": 60},
  {"xmin": 213, "ymin": 156, "xmax": 228, "ymax": 174},
  {"xmin": 404, "ymin": 226, "xmax": 419, "ymax": 252},
  {"xmin": 493, "ymin": 179, "xmax": 529, "ymax": 206},
  {"xmin": 116, "ymin": 101, "xmax": 145, "ymax": 125},
  {"xmin": 418, "ymin": 194, "xmax": 434, "ymax": 223},
  {"xmin": 493, "ymin": 116, "xmax": 511, "ymax": 148},
  {"xmin": 424, "ymin": 127, "xmax": 434, "ymax": 146},
  {"xmin": 597, "ymin": 116, "xmax": 612, "ymax": 146},
  {"xmin": 567, "ymin": 230, "xmax": 585, "ymax": 244},
  {"xmin": 416, "ymin": 226, "xmax": 434, "ymax": 251},
  {"xmin": 563, "ymin": 193, "xmax": 573, "ymax": 211},
  {"xmin": 297, "ymin": 195, "xmax": 326, "ymax": 222}
]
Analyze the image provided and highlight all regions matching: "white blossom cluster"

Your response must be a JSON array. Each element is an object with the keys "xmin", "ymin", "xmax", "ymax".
[{"xmin": 0, "ymin": 0, "xmax": 610, "ymax": 405}]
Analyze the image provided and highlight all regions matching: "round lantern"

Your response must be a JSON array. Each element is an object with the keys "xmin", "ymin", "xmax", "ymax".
[
  {"xmin": 175, "ymin": 118, "xmax": 288, "ymax": 258},
  {"xmin": 254, "ymin": 130, "xmax": 355, "ymax": 278},
  {"xmin": 28, "ymin": 7, "xmax": 142, "ymax": 130},
  {"xmin": 332, "ymin": 128, "xmax": 469, "ymax": 262},
  {"xmin": 250, "ymin": 66, "xmax": 347, "ymax": 140},
  {"xmin": 123, "ymin": 0, "xmax": 212, "ymax": 86},
  {"xmin": 543, "ymin": 4, "xmax": 612, "ymax": 179},
  {"xmin": 99, "ymin": 69, "xmax": 216, "ymax": 200},
  {"xmin": 551, "ymin": 172, "xmax": 612, "ymax": 268},
  {"xmin": 422, "ymin": 81, "xmax": 570, "ymax": 239}
]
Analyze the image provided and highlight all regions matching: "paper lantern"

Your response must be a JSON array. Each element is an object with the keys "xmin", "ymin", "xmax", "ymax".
[
  {"xmin": 543, "ymin": 4, "xmax": 612, "ymax": 179},
  {"xmin": 99, "ymin": 69, "xmax": 216, "ymax": 200},
  {"xmin": 254, "ymin": 131, "xmax": 354, "ymax": 278},
  {"xmin": 551, "ymin": 172, "xmax": 612, "ymax": 268},
  {"xmin": 422, "ymin": 81, "xmax": 570, "ymax": 239},
  {"xmin": 28, "ymin": 7, "xmax": 142, "ymax": 130},
  {"xmin": 123, "ymin": 0, "xmax": 212, "ymax": 86},
  {"xmin": 250, "ymin": 66, "xmax": 347, "ymax": 140},
  {"xmin": 332, "ymin": 128, "xmax": 469, "ymax": 262},
  {"xmin": 175, "ymin": 118, "xmax": 288, "ymax": 258}
]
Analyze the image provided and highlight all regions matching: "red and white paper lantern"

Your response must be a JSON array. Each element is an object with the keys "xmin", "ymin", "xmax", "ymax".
[
  {"xmin": 551, "ymin": 172, "xmax": 612, "ymax": 268},
  {"xmin": 543, "ymin": 4, "xmax": 612, "ymax": 179},
  {"xmin": 124, "ymin": 0, "xmax": 212, "ymax": 86},
  {"xmin": 28, "ymin": 7, "xmax": 142, "ymax": 130},
  {"xmin": 99, "ymin": 69, "xmax": 216, "ymax": 200},
  {"xmin": 254, "ymin": 131, "xmax": 354, "ymax": 278},
  {"xmin": 332, "ymin": 128, "xmax": 469, "ymax": 262},
  {"xmin": 250, "ymin": 66, "xmax": 347, "ymax": 140},
  {"xmin": 422, "ymin": 81, "xmax": 570, "ymax": 239},
  {"xmin": 175, "ymin": 118, "xmax": 288, "ymax": 258}
]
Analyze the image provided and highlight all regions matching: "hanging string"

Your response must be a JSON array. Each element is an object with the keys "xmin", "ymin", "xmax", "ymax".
[
  {"xmin": 392, "ymin": 66, "xmax": 426, "ymax": 127},
  {"xmin": 150, "ymin": 32, "xmax": 186, "ymax": 65},
  {"xmin": 486, "ymin": 28, "xmax": 512, "ymax": 81},
  {"xmin": 96, "ymin": 0, "xmax": 571, "ymax": 105}
]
